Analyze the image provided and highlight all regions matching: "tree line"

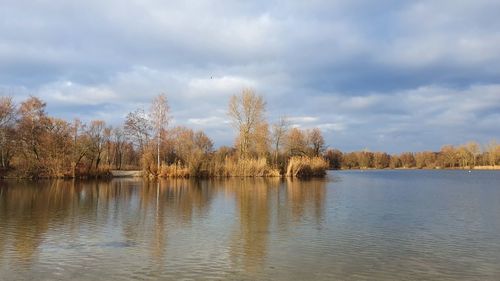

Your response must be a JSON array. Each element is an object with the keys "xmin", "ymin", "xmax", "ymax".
[
  {"xmin": 324, "ymin": 141, "xmax": 500, "ymax": 170},
  {"xmin": 2, "ymin": 91, "xmax": 498, "ymax": 179},
  {"xmin": 0, "ymin": 90, "xmax": 328, "ymax": 179}
]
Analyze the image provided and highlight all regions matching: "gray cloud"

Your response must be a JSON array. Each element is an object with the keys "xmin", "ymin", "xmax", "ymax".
[{"xmin": 1, "ymin": 0, "xmax": 499, "ymax": 152}]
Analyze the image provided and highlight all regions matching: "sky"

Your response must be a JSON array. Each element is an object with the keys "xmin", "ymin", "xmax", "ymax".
[{"xmin": 1, "ymin": 0, "xmax": 499, "ymax": 153}]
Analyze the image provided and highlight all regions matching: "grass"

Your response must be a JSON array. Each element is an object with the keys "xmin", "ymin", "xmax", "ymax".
[
  {"xmin": 157, "ymin": 156, "xmax": 328, "ymax": 178},
  {"xmin": 286, "ymin": 156, "xmax": 329, "ymax": 178}
]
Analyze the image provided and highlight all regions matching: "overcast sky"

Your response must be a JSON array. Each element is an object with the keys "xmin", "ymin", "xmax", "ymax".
[{"xmin": 1, "ymin": 0, "xmax": 499, "ymax": 152}]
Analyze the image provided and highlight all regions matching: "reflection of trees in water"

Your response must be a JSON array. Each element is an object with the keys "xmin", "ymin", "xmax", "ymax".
[
  {"xmin": 0, "ymin": 177, "xmax": 326, "ymax": 270},
  {"xmin": 286, "ymin": 178, "xmax": 326, "ymax": 225},
  {"xmin": 225, "ymin": 178, "xmax": 279, "ymax": 272},
  {"xmin": 147, "ymin": 179, "xmax": 216, "ymax": 263},
  {"xmin": 159, "ymin": 179, "xmax": 213, "ymax": 224},
  {"xmin": 223, "ymin": 177, "xmax": 327, "ymax": 273},
  {"xmin": 0, "ymin": 179, "xmax": 217, "ymax": 265},
  {"xmin": 0, "ymin": 181, "xmax": 78, "ymax": 263},
  {"xmin": 120, "ymin": 178, "xmax": 216, "ymax": 264}
]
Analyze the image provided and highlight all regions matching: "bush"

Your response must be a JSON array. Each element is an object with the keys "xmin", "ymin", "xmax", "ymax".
[{"xmin": 286, "ymin": 156, "xmax": 328, "ymax": 178}]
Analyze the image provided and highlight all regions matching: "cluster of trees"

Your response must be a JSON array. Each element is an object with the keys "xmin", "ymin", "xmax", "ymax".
[
  {"xmin": 0, "ymin": 96, "xmax": 140, "ymax": 178},
  {"xmin": 224, "ymin": 89, "xmax": 327, "ymax": 177},
  {"xmin": 324, "ymin": 141, "xmax": 500, "ymax": 170},
  {"xmin": 0, "ymin": 90, "xmax": 328, "ymax": 178}
]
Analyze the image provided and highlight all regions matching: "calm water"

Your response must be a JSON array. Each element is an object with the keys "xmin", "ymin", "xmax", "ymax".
[{"xmin": 1, "ymin": 170, "xmax": 500, "ymax": 280}]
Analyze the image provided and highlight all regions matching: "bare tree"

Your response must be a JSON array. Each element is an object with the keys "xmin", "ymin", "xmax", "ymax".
[
  {"xmin": 307, "ymin": 128, "xmax": 325, "ymax": 157},
  {"xmin": 0, "ymin": 96, "xmax": 15, "ymax": 127},
  {"xmin": 271, "ymin": 116, "xmax": 290, "ymax": 165},
  {"xmin": 124, "ymin": 108, "xmax": 152, "ymax": 152},
  {"xmin": 44, "ymin": 117, "xmax": 72, "ymax": 176},
  {"xmin": 324, "ymin": 149, "xmax": 343, "ymax": 169},
  {"xmin": 150, "ymin": 94, "xmax": 170, "ymax": 173},
  {"xmin": 87, "ymin": 120, "xmax": 106, "ymax": 170},
  {"xmin": 484, "ymin": 140, "xmax": 499, "ymax": 166},
  {"xmin": 254, "ymin": 122, "xmax": 270, "ymax": 158},
  {"xmin": 112, "ymin": 127, "xmax": 126, "ymax": 169},
  {"xmin": 104, "ymin": 126, "xmax": 113, "ymax": 166},
  {"xmin": 71, "ymin": 118, "xmax": 88, "ymax": 177},
  {"xmin": 194, "ymin": 130, "xmax": 214, "ymax": 153},
  {"xmin": 17, "ymin": 96, "xmax": 49, "ymax": 162},
  {"xmin": 0, "ymin": 96, "xmax": 16, "ymax": 168},
  {"xmin": 286, "ymin": 127, "xmax": 307, "ymax": 156},
  {"xmin": 439, "ymin": 145, "xmax": 458, "ymax": 168},
  {"xmin": 228, "ymin": 88, "xmax": 266, "ymax": 158},
  {"xmin": 465, "ymin": 141, "xmax": 480, "ymax": 167}
]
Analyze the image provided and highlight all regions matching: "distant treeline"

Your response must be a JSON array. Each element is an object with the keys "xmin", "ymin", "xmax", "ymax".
[
  {"xmin": 0, "ymin": 90, "xmax": 328, "ymax": 179},
  {"xmin": 324, "ymin": 141, "xmax": 500, "ymax": 170}
]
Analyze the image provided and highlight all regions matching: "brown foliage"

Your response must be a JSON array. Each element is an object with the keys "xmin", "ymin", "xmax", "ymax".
[
  {"xmin": 286, "ymin": 156, "xmax": 328, "ymax": 178},
  {"xmin": 228, "ymin": 88, "xmax": 266, "ymax": 158}
]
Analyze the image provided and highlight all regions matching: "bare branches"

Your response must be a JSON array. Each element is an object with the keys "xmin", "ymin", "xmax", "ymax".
[
  {"xmin": 150, "ymin": 94, "xmax": 170, "ymax": 137},
  {"xmin": 0, "ymin": 96, "xmax": 15, "ymax": 127},
  {"xmin": 227, "ymin": 88, "xmax": 266, "ymax": 158},
  {"xmin": 150, "ymin": 93, "xmax": 170, "ymax": 172},
  {"xmin": 271, "ymin": 116, "xmax": 290, "ymax": 164},
  {"xmin": 124, "ymin": 108, "xmax": 152, "ymax": 151},
  {"xmin": 0, "ymin": 96, "xmax": 16, "ymax": 168}
]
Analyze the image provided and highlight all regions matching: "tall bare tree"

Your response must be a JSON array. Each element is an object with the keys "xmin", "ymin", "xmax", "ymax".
[
  {"xmin": 17, "ymin": 96, "xmax": 49, "ymax": 162},
  {"xmin": 228, "ymin": 88, "xmax": 266, "ymax": 158},
  {"xmin": 271, "ymin": 116, "xmax": 290, "ymax": 165},
  {"xmin": 150, "ymin": 94, "xmax": 170, "ymax": 173},
  {"xmin": 112, "ymin": 127, "xmax": 126, "ymax": 169},
  {"xmin": 70, "ymin": 118, "xmax": 89, "ymax": 177}
]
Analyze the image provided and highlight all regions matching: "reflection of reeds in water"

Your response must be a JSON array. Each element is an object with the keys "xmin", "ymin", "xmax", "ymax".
[
  {"xmin": 286, "ymin": 178, "xmax": 327, "ymax": 224},
  {"xmin": 221, "ymin": 177, "xmax": 327, "ymax": 272}
]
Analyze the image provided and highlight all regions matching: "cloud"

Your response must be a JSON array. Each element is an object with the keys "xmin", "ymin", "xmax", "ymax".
[
  {"xmin": 187, "ymin": 76, "xmax": 258, "ymax": 98},
  {"xmin": 187, "ymin": 116, "xmax": 231, "ymax": 127},
  {"xmin": 288, "ymin": 116, "xmax": 318, "ymax": 123},
  {"xmin": 38, "ymin": 81, "xmax": 117, "ymax": 106},
  {"xmin": 317, "ymin": 123, "xmax": 346, "ymax": 132},
  {"xmin": 0, "ymin": 0, "xmax": 499, "ymax": 152}
]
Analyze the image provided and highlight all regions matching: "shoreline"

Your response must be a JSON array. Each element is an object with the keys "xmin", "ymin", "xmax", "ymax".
[
  {"xmin": 333, "ymin": 166, "xmax": 500, "ymax": 171},
  {"xmin": 3, "ymin": 166, "xmax": 499, "ymax": 180}
]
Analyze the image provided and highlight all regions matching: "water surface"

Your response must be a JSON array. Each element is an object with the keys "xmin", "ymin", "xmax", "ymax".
[{"xmin": 1, "ymin": 170, "xmax": 500, "ymax": 280}]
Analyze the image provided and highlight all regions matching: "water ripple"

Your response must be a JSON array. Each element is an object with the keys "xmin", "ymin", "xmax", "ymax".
[{"xmin": 0, "ymin": 172, "xmax": 499, "ymax": 280}]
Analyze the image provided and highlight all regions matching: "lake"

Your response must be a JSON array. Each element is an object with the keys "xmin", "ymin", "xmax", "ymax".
[{"xmin": 1, "ymin": 170, "xmax": 500, "ymax": 280}]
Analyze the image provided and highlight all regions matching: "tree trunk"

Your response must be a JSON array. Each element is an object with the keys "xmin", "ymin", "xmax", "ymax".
[{"xmin": 157, "ymin": 135, "xmax": 160, "ymax": 175}]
